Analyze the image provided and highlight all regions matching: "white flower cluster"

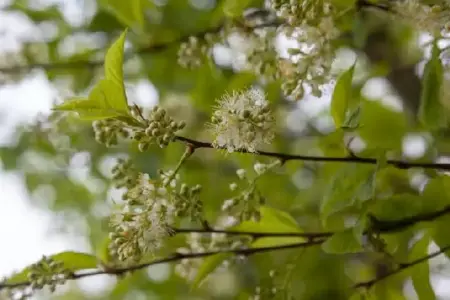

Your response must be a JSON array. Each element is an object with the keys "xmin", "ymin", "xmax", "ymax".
[
  {"xmin": 275, "ymin": 0, "xmax": 340, "ymax": 99},
  {"xmin": 109, "ymin": 173, "xmax": 176, "ymax": 263},
  {"xmin": 209, "ymin": 88, "xmax": 275, "ymax": 153},
  {"xmin": 393, "ymin": 0, "xmax": 450, "ymax": 34}
]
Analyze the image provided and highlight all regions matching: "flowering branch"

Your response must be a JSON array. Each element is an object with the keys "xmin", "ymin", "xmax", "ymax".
[
  {"xmin": 0, "ymin": 240, "xmax": 325, "ymax": 290},
  {"xmin": 353, "ymin": 244, "xmax": 450, "ymax": 289},
  {"xmin": 0, "ymin": 1, "xmax": 395, "ymax": 75},
  {"xmin": 174, "ymin": 135, "xmax": 450, "ymax": 171}
]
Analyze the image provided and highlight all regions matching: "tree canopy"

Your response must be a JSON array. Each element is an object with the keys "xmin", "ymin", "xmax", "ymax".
[{"xmin": 2, "ymin": 0, "xmax": 450, "ymax": 299}]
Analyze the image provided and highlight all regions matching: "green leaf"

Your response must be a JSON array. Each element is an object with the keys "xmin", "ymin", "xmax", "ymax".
[
  {"xmin": 191, "ymin": 206, "xmax": 303, "ymax": 289},
  {"xmin": 223, "ymin": 0, "xmax": 252, "ymax": 17},
  {"xmin": 352, "ymin": 11, "xmax": 368, "ymax": 49},
  {"xmin": 409, "ymin": 235, "xmax": 436, "ymax": 300},
  {"xmin": 419, "ymin": 40, "xmax": 446, "ymax": 129},
  {"xmin": 191, "ymin": 253, "xmax": 230, "ymax": 289},
  {"xmin": 322, "ymin": 227, "xmax": 364, "ymax": 254},
  {"xmin": 250, "ymin": 237, "xmax": 303, "ymax": 248},
  {"xmin": 321, "ymin": 164, "xmax": 375, "ymax": 226},
  {"xmin": 54, "ymin": 79, "xmax": 130, "ymax": 120},
  {"xmin": 7, "ymin": 252, "xmax": 98, "ymax": 284},
  {"xmin": 331, "ymin": 63, "xmax": 355, "ymax": 128},
  {"xmin": 104, "ymin": 29, "xmax": 129, "ymax": 113},
  {"xmin": 369, "ymin": 194, "xmax": 425, "ymax": 222},
  {"xmin": 99, "ymin": 0, "xmax": 146, "ymax": 29},
  {"xmin": 422, "ymin": 176, "xmax": 450, "ymax": 211},
  {"xmin": 358, "ymin": 100, "xmax": 407, "ymax": 150},
  {"xmin": 234, "ymin": 206, "xmax": 302, "ymax": 233}
]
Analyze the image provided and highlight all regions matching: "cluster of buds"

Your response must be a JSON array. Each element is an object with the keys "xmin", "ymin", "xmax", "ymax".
[
  {"xmin": 209, "ymin": 87, "xmax": 275, "ymax": 153},
  {"xmin": 27, "ymin": 256, "xmax": 71, "ymax": 293},
  {"xmin": 132, "ymin": 106, "xmax": 186, "ymax": 151},
  {"xmin": 173, "ymin": 183, "xmax": 203, "ymax": 221},
  {"xmin": 111, "ymin": 158, "xmax": 139, "ymax": 189},
  {"xmin": 92, "ymin": 119, "xmax": 130, "ymax": 147},
  {"xmin": 222, "ymin": 161, "xmax": 280, "ymax": 222},
  {"xmin": 177, "ymin": 34, "xmax": 218, "ymax": 69},
  {"xmin": 175, "ymin": 232, "xmax": 250, "ymax": 281},
  {"xmin": 222, "ymin": 169, "xmax": 264, "ymax": 222},
  {"xmin": 251, "ymin": 270, "xmax": 280, "ymax": 300}
]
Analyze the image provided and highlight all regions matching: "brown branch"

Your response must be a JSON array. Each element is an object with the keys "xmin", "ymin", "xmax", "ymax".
[
  {"xmin": 172, "ymin": 204, "xmax": 450, "ymax": 239},
  {"xmin": 2, "ymin": 198, "xmax": 449, "ymax": 291},
  {"xmin": 174, "ymin": 135, "xmax": 450, "ymax": 171},
  {"xmin": 353, "ymin": 244, "xmax": 450, "ymax": 289},
  {"xmin": 0, "ymin": 240, "xmax": 324, "ymax": 290}
]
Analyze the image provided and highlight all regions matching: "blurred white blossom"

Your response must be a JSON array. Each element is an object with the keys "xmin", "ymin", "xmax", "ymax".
[{"xmin": 209, "ymin": 88, "xmax": 275, "ymax": 153}]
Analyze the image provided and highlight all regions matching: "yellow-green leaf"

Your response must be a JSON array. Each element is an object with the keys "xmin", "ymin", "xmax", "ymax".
[
  {"xmin": 104, "ymin": 29, "xmax": 129, "ymax": 113},
  {"xmin": 6, "ymin": 252, "xmax": 99, "ymax": 284},
  {"xmin": 419, "ymin": 40, "xmax": 446, "ymax": 129},
  {"xmin": 223, "ymin": 0, "xmax": 252, "ymax": 17},
  {"xmin": 89, "ymin": 79, "xmax": 129, "ymax": 114},
  {"xmin": 321, "ymin": 228, "xmax": 364, "ymax": 254},
  {"xmin": 251, "ymin": 237, "xmax": 303, "ymax": 248},
  {"xmin": 234, "ymin": 206, "xmax": 301, "ymax": 233},
  {"xmin": 191, "ymin": 206, "xmax": 303, "ymax": 290},
  {"xmin": 54, "ymin": 79, "xmax": 130, "ymax": 120},
  {"xmin": 191, "ymin": 253, "xmax": 230, "ymax": 289},
  {"xmin": 99, "ymin": 0, "xmax": 145, "ymax": 29},
  {"xmin": 331, "ymin": 64, "xmax": 355, "ymax": 128},
  {"xmin": 409, "ymin": 235, "xmax": 436, "ymax": 300}
]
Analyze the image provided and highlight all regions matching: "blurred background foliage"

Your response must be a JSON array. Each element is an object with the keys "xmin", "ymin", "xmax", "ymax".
[{"xmin": 2, "ymin": 0, "xmax": 450, "ymax": 299}]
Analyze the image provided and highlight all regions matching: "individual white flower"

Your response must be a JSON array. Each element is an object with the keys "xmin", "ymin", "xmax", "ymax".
[
  {"xmin": 236, "ymin": 169, "xmax": 246, "ymax": 179},
  {"xmin": 139, "ymin": 204, "xmax": 174, "ymax": 251},
  {"xmin": 209, "ymin": 88, "xmax": 275, "ymax": 153},
  {"xmin": 124, "ymin": 173, "xmax": 156, "ymax": 204},
  {"xmin": 253, "ymin": 162, "xmax": 267, "ymax": 175}
]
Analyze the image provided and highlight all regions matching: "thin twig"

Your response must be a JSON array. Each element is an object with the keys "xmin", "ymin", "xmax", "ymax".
[
  {"xmin": 353, "ymin": 244, "xmax": 450, "ymax": 289},
  {"xmin": 0, "ymin": 240, "xmax": 324, "ymax": 290},
  {"xmin": 174, "ymin": 136, "xmax": 450, "ymax": 171},
  {"xmin": 172, "ymin": 204, "xmax": 450, "ymax": 239}
]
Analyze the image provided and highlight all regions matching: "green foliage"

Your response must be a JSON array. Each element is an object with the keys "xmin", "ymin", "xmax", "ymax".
[
  {"xmin": 330, "ymin": 63, "xmax": 356, "ymax": 128},
  {"xmin": 191, "ymin": 206, "xmax": 303, "ymax": 288},
  {"xmin": 223, "ymin": 0, "xmax": 254, "ymax": 17},
  {"xmin": 191, "ymin": 253, "xmax": 231, "ymax": 289},
  {"xmin": 321, "ymin": 227, "xmax": 364, "ymax": 254},
  {"xmin": 358, "ymin": 100, "xmax": 408, "ymax": 150},
  {"xmin": 419, "ymin": 40, "xmax": 447, "ymax": 129},
  {"xmin": 3, "ymin": 0, "xmax": 450, "ymax": 299},
  {"xmin": 98, "ymin": 0, "xmax": 146, "ymax": 29},
  {"xmin": 54, "ymin": 30, "xmax": 131, "ymax": 121},
  {"xmin": 54, "ymin": 79, "xmax": 130, "ymax": 120},
  {"xmin": 321, "ymin": 164, "xmax": 376, "ymax": 226},
  {"xmin": 409, "ymin": 235, "xmax": 436, "ymax": 300},
  {"xmin": 104, "ymin": 29, "xmax": 128, "ymax": 101},
  {"xmin": 6, "ymin": 252, "xmax": 98, "ymax": 284}
]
